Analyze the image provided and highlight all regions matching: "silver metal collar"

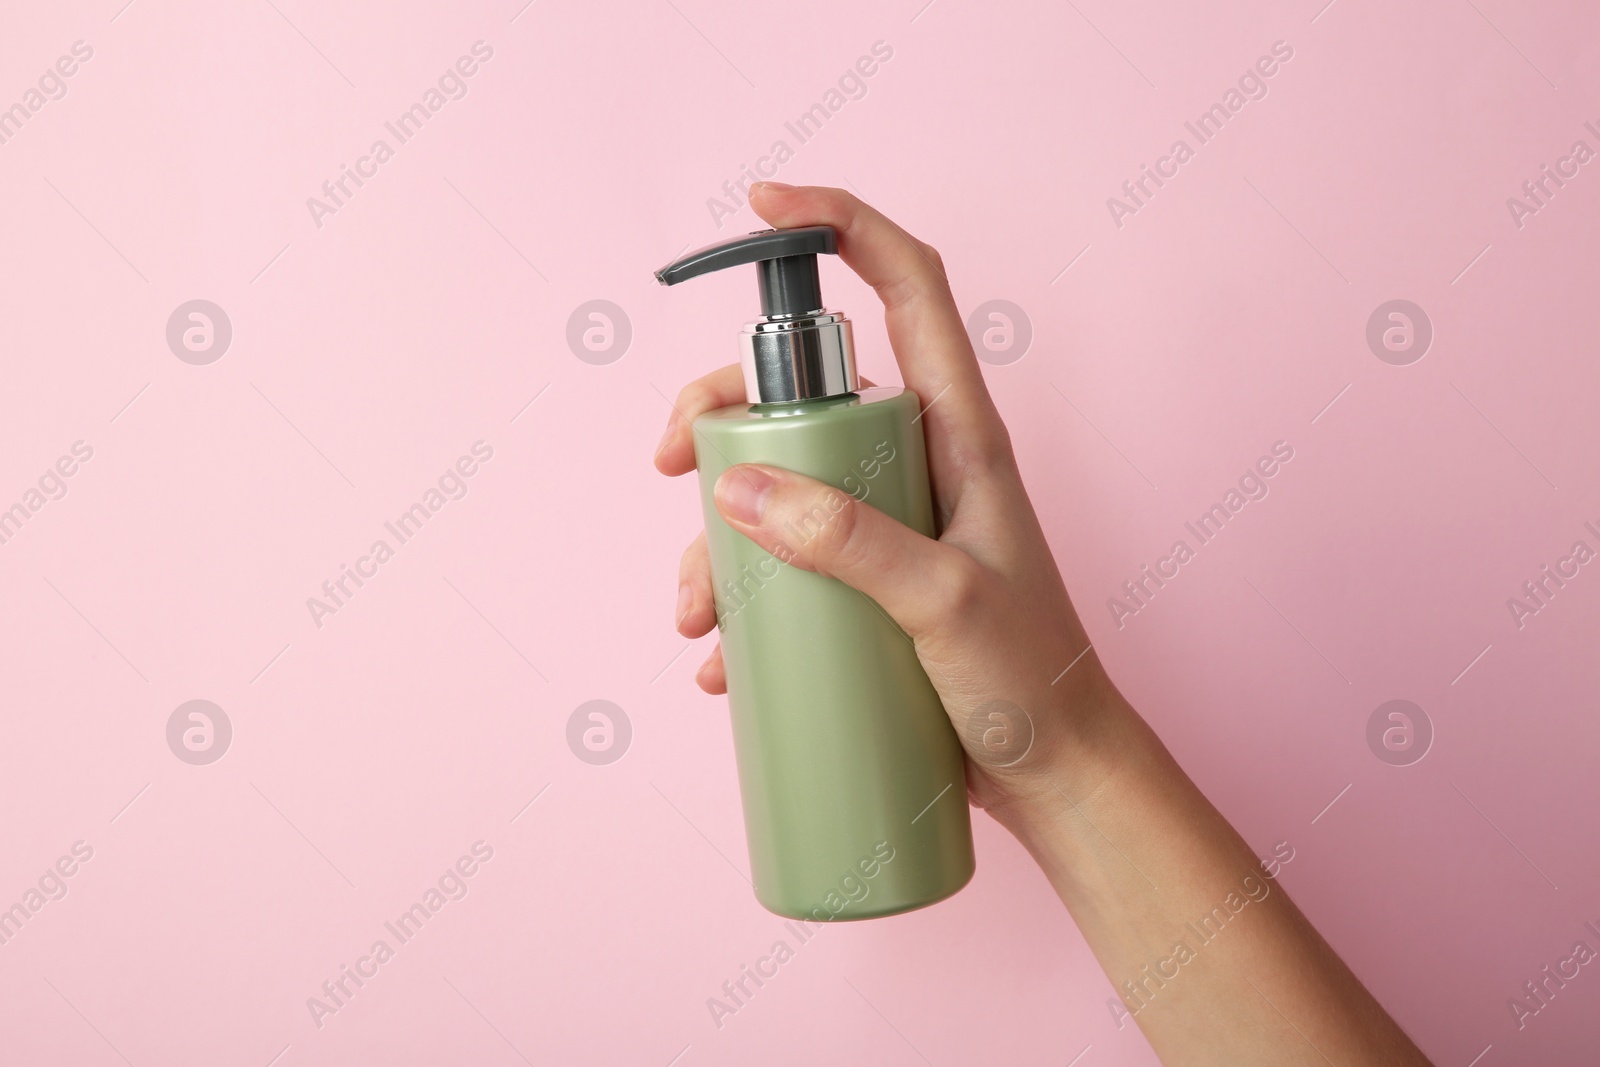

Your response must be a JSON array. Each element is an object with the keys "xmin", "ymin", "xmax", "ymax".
[{"xmin": 739, "ymin": 311, "xmax": 858, "ymax": 404}]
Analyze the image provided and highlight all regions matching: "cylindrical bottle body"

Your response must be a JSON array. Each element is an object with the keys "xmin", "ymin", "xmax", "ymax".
[{"xmin": 693, "ymin": 387, "xmax": 975, "ymax": 920}]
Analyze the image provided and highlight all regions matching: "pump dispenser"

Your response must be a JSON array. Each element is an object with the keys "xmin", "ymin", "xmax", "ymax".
[
  {"xmin": 657, "ymin": 227, "xmax": 975, "ymax": 920},
  {"xmin": 656, "ymin": 225, "xmax": 859, "ymax": 404}
]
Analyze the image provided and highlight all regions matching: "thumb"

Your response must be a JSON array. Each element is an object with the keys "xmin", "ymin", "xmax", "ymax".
[{"xmin": 713, "ymin": 463, "xmax": 975, "ymax": 640}]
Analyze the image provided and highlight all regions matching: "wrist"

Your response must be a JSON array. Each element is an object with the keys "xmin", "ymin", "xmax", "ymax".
[{"xmin": 979, "ymin": 666, "xmax": 1147, "ymax": 839}]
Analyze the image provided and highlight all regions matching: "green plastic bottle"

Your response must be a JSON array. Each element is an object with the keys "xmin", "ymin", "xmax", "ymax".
[{"xmin": 656, "ymin": 227, "xmax": 974, "ymax": 920}]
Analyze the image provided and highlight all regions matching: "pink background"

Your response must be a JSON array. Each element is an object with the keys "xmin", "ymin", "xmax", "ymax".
[{"xmin": 1, "ymin": 0, "xmax": 1597, "ymax": 1063}]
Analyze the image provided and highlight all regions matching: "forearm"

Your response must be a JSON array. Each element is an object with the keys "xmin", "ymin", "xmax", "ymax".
[{"xmin": 990, "ymin": 682, "xmax": 1431, "ymax": 1066}]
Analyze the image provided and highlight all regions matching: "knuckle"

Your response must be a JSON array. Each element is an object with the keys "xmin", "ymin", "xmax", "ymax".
[
  {"xmin": 675, "ymin": 381, "xmax": 712, "ymax": 418},
  {"xmin": 962, "ymin": 418, "xmax": 1019, "ymax": 479},
  {"xmin": 678, "ymin": 537, "xmax": 707, "ymax": 581},
  {"xmin": 676, "ymin": 368, "xmax": 737, "ymax": 419},
  {"xmin": 938, "ymin": 554, "xmax": 989, "ymax": 618},
  {"xmin": 812, "ymin": 490, "xmax": 867, "ymax": 571},
  {"xmin": 828, "ymin": 185, "xmax": 864, "ymax": 215}
]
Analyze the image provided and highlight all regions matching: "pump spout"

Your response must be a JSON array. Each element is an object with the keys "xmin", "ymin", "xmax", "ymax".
[
  {"xmin": 654, "ymin": 226, "xmax": 837, "ymax": 317},
  {"xmin": 654, "ymin": 225, "xmax": 857, "ymax": 405}
]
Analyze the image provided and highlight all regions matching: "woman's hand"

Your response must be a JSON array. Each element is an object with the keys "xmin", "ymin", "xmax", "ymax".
[
  {"xmin": 654, "ymin": 182, "xmax": 1433, "ymax": 1067},
  {"xmin": 653, "ymin": 181, "xmax": 1118, "ymax": 818}
]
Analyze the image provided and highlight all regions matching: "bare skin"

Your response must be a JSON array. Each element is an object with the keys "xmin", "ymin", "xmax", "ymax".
[{"xmin": 654, "ymin": 182, "xmax": 1433, "ymax": 1067}]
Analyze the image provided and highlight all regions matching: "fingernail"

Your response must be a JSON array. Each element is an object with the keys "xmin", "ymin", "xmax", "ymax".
[
  {"xmin": 752, "ymin": 181, "xmax": 794, "ymax": 194},
  {"xmin": 675, "ymin": 583, "xmax": 694, "ymax": 627},
  {"xmin": 717, "ymin": 466, "xmax": 776, "ymax": 525}
]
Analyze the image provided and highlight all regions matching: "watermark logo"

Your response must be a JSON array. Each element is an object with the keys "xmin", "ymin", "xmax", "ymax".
[
  {"xmin": 966, "ymin": 300, "xmax": 1032, "ymax": 366},
  {"xmin": 1365, "ymin": 300, "xmax": 1431, "ymax": 366},
  {"xmin": 1109, "ymin": 842, "xmax": 1296, "ymax": 1028},
  {"xmin": 1507, "ymin": 919, "xmax": 1600, "ymax": 1030},
  {"xmin": 1506, "ymin": 522, "xmax": 1599, "ymax": 630},
  {"xmin": 962, "ymin": 700, "xmax": 1035, "ymax": 767},
  {"xmin": 1106, "ymin": 40, "xmax": 1295, "ymax": 229},
  {"xmin": 706, "ymin": 841, "xmax": 896, "ymax": 1029},
  {"xmin": 1506, "ymin": 122, "xmax": 1600, "ymax": 231},
  {"xmin": 0, "ymin": 40, "xmax": 94, "ymax": 149},
  {"xmin": 306, "ymin": 42, "xmax": 495, "ymax": 229},
  {"xmin": 566, "ymin": 300, "xmax": 631, "ymax": 365},
  {"xmin": 166, "ymin": 300, "xmax": 232, "ymax": 365},
  {"xmin": 0, "ymin": 440, "xmax": 93, "ymax": 548},
  {"xmin": 307, "ymin": 442, "xmax": 495, "ymax": 629},
  {"xmin": 0, "ymin": 841, "xmax": 94, "ymax": 949},
  {"xmin": 567, "ymin": 700, "xmax": 631, "ymax": 765},
  {"xmin": 1365, "ymin": 699, "xmax": 1432, "ymax": 767},
  {"xmin": 166, "ymin": 700, "xmax": 232, "ymax": 765},
  {"xmin": 704, "ymin": 41, "xmax": 895, "ymax": 227},
  {"xmin": 306, "ymin": 841, "xmax": 494, "ymax": 1029},
  {"xmin": 1110, "ymin": 441, "xmax": 1295, "ymax": 628}
]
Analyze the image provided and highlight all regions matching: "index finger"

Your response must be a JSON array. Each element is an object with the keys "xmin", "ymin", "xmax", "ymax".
[
  {"xmin": 654, "ymin": 364, "xmax": 746, "ymax": 477},
  {"xmin": 749, "ymin": 183, "xmax": 1010, "ymax": 482}
]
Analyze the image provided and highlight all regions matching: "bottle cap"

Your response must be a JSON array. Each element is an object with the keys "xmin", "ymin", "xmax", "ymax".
[{"xmin": 656, "ymin": 226, "xmax": 858, "ymax": 404}]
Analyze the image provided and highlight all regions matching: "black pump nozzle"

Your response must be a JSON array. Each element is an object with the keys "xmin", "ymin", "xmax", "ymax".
[{"xmin": 655, "ymin": 226, "xmax": 838, "ymax": 318}]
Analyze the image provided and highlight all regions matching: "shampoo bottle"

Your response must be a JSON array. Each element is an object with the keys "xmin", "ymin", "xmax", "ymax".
[{"xmin": 656, "ymin": 226, "xmax": 974, "ymax": 920}]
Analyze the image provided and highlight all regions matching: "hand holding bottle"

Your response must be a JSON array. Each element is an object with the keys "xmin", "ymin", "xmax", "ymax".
[
  {"xmin": 656, "ymin": 182, "xmax": 1109, "ymax": 816},
  {"xmin": 656, "ymin": 182, "xmax": 1433, "ymax": 1066}
]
